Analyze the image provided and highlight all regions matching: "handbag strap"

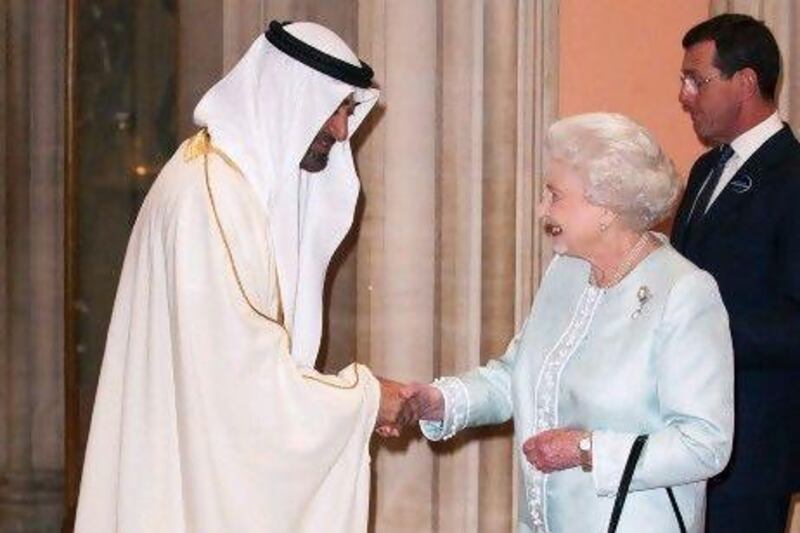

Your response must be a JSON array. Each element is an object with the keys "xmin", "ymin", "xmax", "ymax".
[
  {"xmin": 666, "ymin": 487, "xmax": 687, "ymax": 532},
  {"xmin": 607, "ymin": 435, "xmax": 648, "ymax": 533},
  {"xmin": 606, "ymin": 435, "xmax": 686, "ymax": 533}
]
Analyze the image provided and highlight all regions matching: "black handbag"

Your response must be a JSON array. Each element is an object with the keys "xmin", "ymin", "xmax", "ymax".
[{"xmin": 607, "ymin": 435, "xmax": 687, "ymax": 533}]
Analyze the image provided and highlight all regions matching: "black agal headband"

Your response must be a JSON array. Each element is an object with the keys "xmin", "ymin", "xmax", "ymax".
[{"xmin": 265, "ymin": 20, "xmax": 374, "ymax": 89}]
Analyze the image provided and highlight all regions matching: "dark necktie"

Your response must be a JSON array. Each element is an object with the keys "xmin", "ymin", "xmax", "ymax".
[{"xmin": 686, "ymin": 144, "xmax": 734, "ymax": 235}]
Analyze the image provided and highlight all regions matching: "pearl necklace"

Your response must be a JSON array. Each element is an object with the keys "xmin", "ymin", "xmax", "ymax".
[{"xmin": 591, "ymin": 232, "xmax": 651, "ymax": 288}]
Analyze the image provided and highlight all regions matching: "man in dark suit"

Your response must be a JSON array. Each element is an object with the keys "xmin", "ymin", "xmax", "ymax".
[{"xmin": 673, "ymin": 14, "xmax": 800, "ymax": 532}]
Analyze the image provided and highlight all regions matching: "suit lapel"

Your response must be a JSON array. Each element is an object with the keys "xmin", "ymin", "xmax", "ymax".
[
  {"xmin": 693, "ymin": 158, "xmax": 763, "ymax": 241},
  {"xmin": 673, "ymin": 154, "xmax": 715, "ymax": 251},
  {"xmin": 686, "ymin": 125, "xmax": 796, "ymax": 247}
]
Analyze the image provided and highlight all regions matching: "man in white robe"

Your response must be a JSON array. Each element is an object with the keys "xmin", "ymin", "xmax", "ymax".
[{"xmin": 75, "ymin": 21, "xmax": 398, "ymax": 533}]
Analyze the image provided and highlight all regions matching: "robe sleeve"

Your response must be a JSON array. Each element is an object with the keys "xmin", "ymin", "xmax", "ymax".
[
  {"xmin": 591, "ymin": 270, "xmax": 734, "ymax": 496},
  {"xmin": 171, "ymin": 156, "xmax": 380, "ymax": 457}
]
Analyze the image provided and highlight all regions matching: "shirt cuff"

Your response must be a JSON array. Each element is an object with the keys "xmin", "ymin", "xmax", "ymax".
[{"xmin": 418, "ymin": 377, "xmax": 470, "ymax": 441}]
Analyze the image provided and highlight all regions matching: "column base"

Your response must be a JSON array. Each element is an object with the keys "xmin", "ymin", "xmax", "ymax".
[{"xmin": 0, "ymin": 469, "xmax": 63, "ymax": 532}]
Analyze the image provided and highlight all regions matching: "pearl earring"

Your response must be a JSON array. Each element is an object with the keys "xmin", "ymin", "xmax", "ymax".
[{"xmin": 599, "ymin": 221, "xmax": 609, "ymax": 232}]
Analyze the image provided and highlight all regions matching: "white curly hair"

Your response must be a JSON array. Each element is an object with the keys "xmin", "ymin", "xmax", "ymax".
[{"xmin": 545, "ymin": 112, "xmax": 680, "ymax": 231}]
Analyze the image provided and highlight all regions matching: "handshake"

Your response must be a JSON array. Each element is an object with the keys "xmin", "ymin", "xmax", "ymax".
[{"xmin": 374, "ymin": 377, "xmax": 444, "ymax": 438}]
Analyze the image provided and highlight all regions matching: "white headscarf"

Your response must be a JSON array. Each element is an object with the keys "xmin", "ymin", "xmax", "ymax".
[{"xmin": 193, "ymin": 23, "xmax": 379, "ymax": 368}]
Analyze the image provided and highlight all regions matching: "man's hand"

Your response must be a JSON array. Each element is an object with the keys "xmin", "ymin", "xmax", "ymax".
[
  {"xmin": 522, "ymin": 428, "xmax": 584, "ymax": 473},
  {"xmin": 374, "ymin": 379, "xmax": 446, "ymax": 438},
  {"xmin": 375, "ymin": 377, "xmax": 406, "ymax": 437}
]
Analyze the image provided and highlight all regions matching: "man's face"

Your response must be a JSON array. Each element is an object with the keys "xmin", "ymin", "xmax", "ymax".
[
  {"xmin": 299, "ymin": 95, "xmax": 357, "ymax": 173},
  {"xmin": 679, "ymin": 40, "xmax": 741, "ymax": 145}
]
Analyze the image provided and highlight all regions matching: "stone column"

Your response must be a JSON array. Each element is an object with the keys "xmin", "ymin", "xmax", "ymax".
[
  {"xmin": 0, "ymin": 1, "xmax": 66, "ymax": 530},
  {"xmin": 435, "ymin": 2, "xmax": 486, "ymax": 530},
  {"xmin": 176, "ymin": 0, "xmax": 223, "ymax": 139},
  {"xmin": 356, "ymin": 1, "xmax": 438, "ymax": 530},
  {"xmin": 355, "ymin": 1, "xmax": 558, "ymax": 531}
]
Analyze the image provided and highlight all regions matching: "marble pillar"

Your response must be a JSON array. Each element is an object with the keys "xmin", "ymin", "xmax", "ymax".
[
  {"xmin": 0, "ymin": 1, "xmax": 66, "ymax": 530},
  {"xmin": 356, "ymin": 1, "xmax": 557, "ymax": 531}
]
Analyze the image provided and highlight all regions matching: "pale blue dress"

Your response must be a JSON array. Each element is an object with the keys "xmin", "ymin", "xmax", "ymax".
[{"xmin": 421, "ymin": 239, "xmax": 734, "ymax": 532}]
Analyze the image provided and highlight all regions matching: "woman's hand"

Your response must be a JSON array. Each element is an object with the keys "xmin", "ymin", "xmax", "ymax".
[
  {"xmin": 400, "ymin": 382, "xmax": 445, "ymax": 422},
  {"xmin": 522, "ymin": 428, "xmax": 585, "ymax": 473}
]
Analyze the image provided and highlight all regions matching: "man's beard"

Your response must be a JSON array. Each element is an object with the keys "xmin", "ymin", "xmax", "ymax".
[{"xmin": 300, "ymin": 131, "xmax": 336, "ymax": 173}]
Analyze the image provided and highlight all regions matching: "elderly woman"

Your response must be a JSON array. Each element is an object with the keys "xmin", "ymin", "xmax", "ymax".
[{"xmin": 399, "ymin": 113, "xmax": 734, "ymax": 532}]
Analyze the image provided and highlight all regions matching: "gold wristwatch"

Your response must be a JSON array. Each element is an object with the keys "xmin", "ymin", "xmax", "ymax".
[{"xmin": 578, "ymin": 432, "xmax": 593, "ymax": 472}]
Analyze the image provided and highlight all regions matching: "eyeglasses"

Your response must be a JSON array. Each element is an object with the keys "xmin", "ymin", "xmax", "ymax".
[{"xmin": 679, "ymin": 72, "xmax": 722, "ymax": 95}]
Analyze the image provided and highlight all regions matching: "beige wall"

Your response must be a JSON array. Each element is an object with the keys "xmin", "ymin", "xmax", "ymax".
[{"xmin": 560, "ymin": 0, "xmax": 709, "ymax": 178}]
